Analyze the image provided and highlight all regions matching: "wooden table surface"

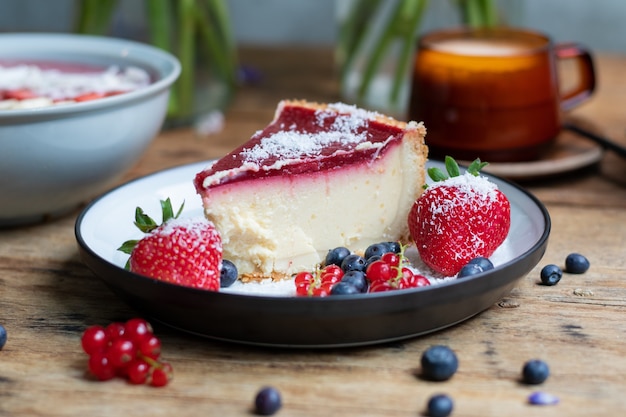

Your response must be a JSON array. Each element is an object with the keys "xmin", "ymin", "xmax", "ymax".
[{"xmin": 2, "ymin": 47, "xmax": 626, "ymax": 416}]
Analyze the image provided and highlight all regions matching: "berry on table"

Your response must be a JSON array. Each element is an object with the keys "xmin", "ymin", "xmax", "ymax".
[
  {"xmin": 0, "ymin": 324, "xmax": 6, "ymax": 350},
  {"xmin": 522, "ymin": 359, "xmax": 550, "ymax": 384},
  {"xmin": 565, "ymin": 253, "xmax": 590, "ymax": 274},
  {"xmin": 421, "ymin": 345, "xmax": 459, "ymax": 381},
  {"xmin": 427, "ymin": 393, "xmax": 454, "ymax": 417},
  {"xmin": 540, "ymin": 264, "xmax": 563, "ymax": 286},
  {"xmin": 528, "ymin": 391, "xmax": 559, "ymax": 406},
  {"xmin": 81, "ymin": 318, "xmax": 172, "ymax": 387},
  {"xmin": 254, "ymin": 386, "xmax": 282, "ymax": 415}
]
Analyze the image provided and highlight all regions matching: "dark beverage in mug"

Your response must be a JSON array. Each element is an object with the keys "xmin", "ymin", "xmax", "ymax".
[{"xmin": 409, "ymin": 28, "xmax": 595, "ymax": 162}]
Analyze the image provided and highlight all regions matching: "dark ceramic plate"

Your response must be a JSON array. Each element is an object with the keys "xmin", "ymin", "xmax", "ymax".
[{"xmin": 75, "ymin": 160, "xmax": 550, "ymax": 348}]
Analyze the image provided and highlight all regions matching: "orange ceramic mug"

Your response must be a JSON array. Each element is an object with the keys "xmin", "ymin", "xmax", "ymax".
[{"xmin": 408, "ymin": 27, "xmax": 596, "ymax": 162}]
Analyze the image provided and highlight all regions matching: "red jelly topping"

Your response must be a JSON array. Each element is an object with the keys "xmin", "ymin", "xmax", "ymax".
[{"xmin": 194, "ymin": 104, "xmax": 405, "ymax": 191}]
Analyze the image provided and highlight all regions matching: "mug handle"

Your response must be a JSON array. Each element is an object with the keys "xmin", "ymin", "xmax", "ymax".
[{"xmin": 555, "ymin": 43, "xmax": 596, "ymax": 111}]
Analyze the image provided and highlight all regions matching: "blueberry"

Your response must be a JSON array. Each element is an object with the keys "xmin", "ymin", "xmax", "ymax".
[
  {"xmin": 522, "ymin": 359, "xmax": 550, "ymax": 385},
  {"xmin": 341, "ymin": 254, "xmax": 366, "ymax": 272},
  {"xmin": 330, "ymin": 282, "xmax": 360, "ymax": 295},
  {"xmin": 467, "ymin": 256, "xmax": 494, "ymax": 271},
  {"xmin": 220, "ymin": 259, "xmax": 238, "ymax": 287},
  {"xmin": 324, "ymin": 247, "xmax": 351, "ymax": 267},
  {"xmin": 421, "ymin": 345, "xmax": 459, "ymax": 381},
  {"xmin": 427, "ymin": 394, "xmax": 454, "ymax": 417},
  {"xmin": 254, "ymin": 386, "xmax": 282, "ymax": 415},
  {"xmin": 457, "ymin": 263, "xmax": 484, "ymax": 278},
  {"xmin": 0, "ymin": 324, "xmax": 6, "ymax": 350},
  {"xmin": 364, "ymin": 255, "xmax": 381, "ymax": 271},
  {"xmin": 565, "ymin": 253, "xmax": 590, "ymax": 274},
  {"xmin": 540, "ymin": 264, "xmax": 563, "ymax": 286},
  {"xmin": 341, "ymin": 270, "xmax": 368, "ymax": 293},
  {"xmin": 364, "ymin": 243, "xmax": 389, "ymax": 260},
  {"xmin": 385, "ymin": 241, "xmax": 402, "ymax": 254},
  {"xmin": 528, "ymin": 391, "xmax": 559, "ymax": 406}
]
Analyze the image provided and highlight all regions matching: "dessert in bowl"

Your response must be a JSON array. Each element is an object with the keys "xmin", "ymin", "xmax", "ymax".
[{"xmin": 0, "ymin": 33, "xmax": 180, "ymax": 227}]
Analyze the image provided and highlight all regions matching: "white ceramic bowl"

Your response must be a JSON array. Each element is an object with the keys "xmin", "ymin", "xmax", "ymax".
[{"xmin": 0, "ymin": 33, "xmax": 181, "ymax": 226}]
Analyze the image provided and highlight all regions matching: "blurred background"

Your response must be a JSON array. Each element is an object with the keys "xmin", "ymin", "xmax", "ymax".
[{"xmin": 0, "ymin": 0, "xmax": 624, "ymax": 52}]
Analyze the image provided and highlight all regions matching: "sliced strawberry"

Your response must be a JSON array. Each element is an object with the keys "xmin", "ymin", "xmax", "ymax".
[
  {"xmin": 118, "ymin": 199, "xmax": 222, "ymax": 291},
  {"xmin": 4, "ymin": 89, "xmax": 38, "ymax": 100},
  {"xmin": 74, "ymin": 92, "xmax": 106, "ymax": 102},
  {"xmin": 408, "ymin": 157, "xmax": 511, "ymax": 276}
]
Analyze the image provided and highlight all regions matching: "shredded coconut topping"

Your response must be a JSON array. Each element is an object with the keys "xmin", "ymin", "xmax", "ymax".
[
  {"xmin": 240, "ymin": 104, "xmax": 380, "ymax": 164},
  {"xmin": 429, "ymin": 172, "xmax": 499, "ymax": 201},
  {"xmin": 0, "ymin": 64, "xmax": 150, "ymax": 101}
]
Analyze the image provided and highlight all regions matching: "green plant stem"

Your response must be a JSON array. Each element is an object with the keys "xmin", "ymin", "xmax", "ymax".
[
  {"xmin": 356, "ymin": 0, "xmax": 407, "ymax": 101},
  {"xmin": 146, "ymin": 0, "xmax": 177, "ymax": 116},
  {"xmin": 205, "ymin": 0, "xmax": 238, "ymax": 85},
  {"xmin": 338, "ymin": 0, "xmax": 384, "ymax": 83},
  {"xmin": 74, "ymin": 0, "xmax": 119, "ymax": 34},
  {"xmin": 176, "ymin": 0, "xmax": 196, "ymax": 119},
  {"xmin": 390, "ymin": 0, "xmax": 428, "ymax": 104},
  {"xmin": 196, "ymin": 0, "xmax": 237, "ymax": 86}
]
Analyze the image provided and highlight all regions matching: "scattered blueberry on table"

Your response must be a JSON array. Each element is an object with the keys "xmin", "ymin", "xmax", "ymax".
[
  {"xmin": 522, "ymin": 359, "xmax": 550, "ymax": 384},
  {"xmin": 540, "ymin": 264, "xmax": 563, "ymax": 286},
  {"xmin": 0, "ymin": 324, "xmax": 6, "ymax": 349},
  {"xmin": 254, "ymin": 386, "xmax": 282, "ymax": 415},
  {"xmin": 427, "ymin": 393, "xmax": 454, "ymax": 417},
  {"xmin": 528, "ymin": 391, "xmax": 559, "ymax": 406},
  {"xmin": 421, "ymin": 345, "xmax": 459, "ymax": 381},
  {"xmin": 564, "ymin": 253, "xmax": 590, "ymax": 274}
]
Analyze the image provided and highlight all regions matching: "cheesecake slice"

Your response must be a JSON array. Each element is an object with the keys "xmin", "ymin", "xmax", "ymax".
[{"xmin": 194, "ymin": 100, "xmax": 428, "ymax": 281}]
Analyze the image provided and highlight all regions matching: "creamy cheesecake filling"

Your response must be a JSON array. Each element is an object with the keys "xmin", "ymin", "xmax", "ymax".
[{"xmin": 194, "ymin": 100, "xmax": 428, "ymax": 281}]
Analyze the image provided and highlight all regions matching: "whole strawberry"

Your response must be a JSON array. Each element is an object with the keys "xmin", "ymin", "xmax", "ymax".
[
  {"xmin": 118, "ymin": 199, "xmax": 222, "ymax": 291},
  {"xmin": 408, "ymin": 157, "xmax": 511, "ymax": 276}
]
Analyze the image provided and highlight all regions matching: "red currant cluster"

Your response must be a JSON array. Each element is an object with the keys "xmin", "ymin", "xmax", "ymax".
[
  {"xmin": 367, "ymin": 252, "xmax": 430, "ymax": 292},
  {"xmin": 80, "ymin": 318, "xmax": 172, "ymax": 387},
  {"xmin": 295, "ymin": 264, "xmax": 343, "ymax": 296},
  {"xmin": 294, "ymin": 244, "xmax": 431, "ymax": 297}
]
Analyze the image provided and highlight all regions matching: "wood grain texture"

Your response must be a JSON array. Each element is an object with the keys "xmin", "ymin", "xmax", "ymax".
[{"xmin": 1, "ymin": 47, "xmax": 626, "ymax": 416}]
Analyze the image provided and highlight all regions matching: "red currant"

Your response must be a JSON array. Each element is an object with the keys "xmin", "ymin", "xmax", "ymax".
[
  {"xmin": 139, "ymin": 335, "xmax": 162, "ymax": 360},
  {"xmin": 81, "ymin": 325, "xmax": 109, "ymax": 355},
  {"xmin": 366, "ymin": 260, "xmax": 392, "ymax": 282},
  {"xmin": 108, "ymin": 338, "xmax": 136, "ymax": 368},
  {"xmin": 381, "ymin": 252, "xmax": 400, "ymax": 266},
  {"xmin": 150, "ymin": 363, "xmax": 173, "ymax": 387},
  {"xmin": 294, "ymin": 271, "xmax": 313, "ymax": 288},
  {"xmin": 399, "ymin": 271, "xmax": 431, "ymax": 289},
  {"xmin": 124, "ymin": 318, "xmax": 153, "ymax": 344},
  {"xmin": 105, "ymin": 322, "xmax": 126, "ymax": 341},
  {"xmin": 127, "ymin": 359, "xmax": 150, "ymax": 385},
  {"xmin": 369, "ymin": 280, "xmax": 394, "ymax": 293},
  {"xmin": 88, "ymin": 352, "xmax": 116, "ymax": 381},
  {"xmin": 323, "ymin": 264, "xmax": 343, "ymax": 277}
]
